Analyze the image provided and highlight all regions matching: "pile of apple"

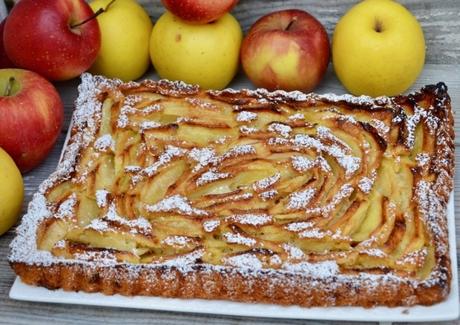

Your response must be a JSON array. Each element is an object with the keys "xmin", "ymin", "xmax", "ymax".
[
  {"xmin": 151, "ymin": 0, "xmax": 425, "ymax": 97},
  {"xmin": 0, "ymin": 0, "xmax": 98, "ymax": 176},
  {"xmin": 150, "ymin": 2, "xmax": 330, "ymax": 92}
]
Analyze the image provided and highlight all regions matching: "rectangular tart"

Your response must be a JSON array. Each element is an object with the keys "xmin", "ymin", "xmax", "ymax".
[{"xmin": 10, "ymin": 74, "xmax": 454, "ymax": 307}]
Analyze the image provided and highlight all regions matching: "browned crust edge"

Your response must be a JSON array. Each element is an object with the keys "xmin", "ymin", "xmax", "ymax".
[
  {"xmin": 9, "ymin": 81, "xmax": 455, "ymax": 308},
  {"xmin": 11, "ymin": 262, "xmax": 446, "ymax": 307}
]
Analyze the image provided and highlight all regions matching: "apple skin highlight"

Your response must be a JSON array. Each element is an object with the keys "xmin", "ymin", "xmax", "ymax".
[
  {"xmin": 241, "ymin": 9, "xmax": 330, "ymax": 92},
  {"xmin": 0, "ymin": 69, "xmax": 63, "ymax": 172}
]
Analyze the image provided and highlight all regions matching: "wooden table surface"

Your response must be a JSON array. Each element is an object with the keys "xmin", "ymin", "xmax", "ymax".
[{"xmin": 1, "ymin": 1, "xmax": 459, "ymax": 324}]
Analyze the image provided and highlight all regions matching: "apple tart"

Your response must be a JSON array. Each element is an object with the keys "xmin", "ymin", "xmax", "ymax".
[{"xmin": 10, "ymin": 74, "xmax": 454, "ymax": 307}]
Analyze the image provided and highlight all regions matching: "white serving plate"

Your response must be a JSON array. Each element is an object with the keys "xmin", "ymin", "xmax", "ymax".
[
  {"xmin": 10, "ymin": 87, "xmax": 460, "ymax": 322},
  {"xmin": 10, "ymin": 194, "xmax": 459, "ymax": 322}
]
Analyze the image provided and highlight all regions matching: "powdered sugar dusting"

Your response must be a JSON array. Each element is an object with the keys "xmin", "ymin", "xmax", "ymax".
[
  {"xmin": 85, "ymin": 218, "xmax": 110, "ymax": 232},
  {"xmin": 360, "ymin": 248, "xmax": 386, "ymax": 258},
  {"xmin": 415, "ymin": 180, "xmax": 448, "ymax": 255},
  {"xmin": 282, "ymin": 243, "xmax": 305, "ymax": 259},
  {"xmin": 140, "ymin": 103, "xmax": 162, "ymax": 113},
  {"xmin": 117, "ymin": 95, "xmax": 142, "ymax": 128},
  {"xmin": 305, "ymin": 183, "xmax": 354, "ymax": 216},
  {"xmin": 236, "ymin": 111, "xmax": 257, "ymax": 122},
  {"xmin": 95, "ymin": 190, "xmax": 109, "ymax": 208},
  {"xmin": 404, "ymin": 106, "xmax": 438, "ymax": 149},
  {"xmin": 269, "ymin": 254, "xmax": 282, "ymax": 265},
  {"xmin": 370, "ymin": 119, "xmax": 390, "ymax": 138},
  {"xmin": 56, "ymin": 194, "xmax": 77, "ymax": 219},
  {"xmin": 268, "ymin": 137, "xmax": 289, "ymax": 146},
  {"xmin": 416, "ymin": 152, "xmax": 431, "ymax": 167},
  {"xmin": 240, "ymin": 126, "xmax": 259, "ymax": 134},
  {"xmin": 185, "ymin": 97, "xmax": 217, "ymax": 109},
  {"xmin": 358, "ymin": 170, "xmax": 377, "ymax": 194},
  {"xmin": 188, "ymin": 147, "xmax": 218, "ymax": 173},
  {"xmin": 223, "ymin": 144, "xmax": 256, "ymax": 159},
  {"xmin": 298, "ymin": 228, "xmax": 337, "ymax": 240},
  {"xmin": 223, "ymin": 232, "xmax": 256, "ymax": 246},
  {"xmin": 224, "ymin": 253, "xmax": 262, "ymax": 269},
  {"xmin": 146, "ymin": 195, "xmax": 208, "ymax": 217},
  {"xmin": 291, "ymin": 134, "xmax": 361, "ymax": 178},
  {"xmin": 268, "ymin": 123, "xmax": 292, "ymax": 138},
  {"xmin": 74, "ymin": 250, "xmax": 118, "ymax": 265},
  {"xmin": 162, "ymin": 236, "xmax": 192, "ymax": 247},
  {"xmin": 291, "ymin": 155, "xmax": 331, "ymax": 173},
  {"xmin": 252, "ymin": 173, "xmax": 280, "ymax": 192},
  {"xmin": 259, "ymin": 189, "xmax": 278, "ymax": 201},
  {"xmin": 288, "ymin": 113, "xmax": 304, "ymax": 121},
  {"xmin": 282, "ymin": 261, "xmax": 339, "ymax": 277},
  {"xmin": 396, "ymin": 248, "xmax": 428, "ymax": 266},
  {"xmin": 140, "ymin": 121, "xmax": 162, "ymax": 131},
  {"xmin": 287, "ymin": 188, "xmax": 316, "ymax": 210},
  {"xmin": 225, "ymin": 213, "xmax": 272, "ymax": 226},
  {"xmin": 196, "ymin": 169, "xmax": 231, "ymax": 186},
  {"xmin": 124, "ymin": 165, "xmax": 142, "ymax": 173},
  {"xmin": 214, "ymin": 136, "xmax": 228, "ymax": 144},
  {"xmin": 105, "ymin": 203, "xmax": 152, "ymax": 234},
  {"xmin": 203, "ymin": 219, "xmax": 220, "ymax": 232},
  {"xmin": 215, "ymin": 192, "xmax": 253, "ymax": 204},
  {"xmin": 142, "ymin": 145, "xmax": 187, "ymax": 177},
  {"xmin": 285, "ymin": 221, "xmax": 314, "ymax": 232},
  {"xmin": 9, "ymin": 194, "xmax": 56, "ymax": 265},
  {"xmin": 94, "ymin": 134, "xmax": 115, "ymax": 152}
]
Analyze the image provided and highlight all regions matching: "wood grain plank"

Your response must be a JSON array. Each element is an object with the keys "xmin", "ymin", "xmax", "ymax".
[
  {"xmin": 139, "ymin": 0, "xmax": 460, "ymax": 65},
  {"xmin": 0, "ymin": 0, "xmax": 459, "ymax": 317}
]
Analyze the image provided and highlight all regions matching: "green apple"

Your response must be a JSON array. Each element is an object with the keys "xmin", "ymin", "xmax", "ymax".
[
  {"xmin": 332, "ymin": 0, "xmax": 425, "ymax": 96},
  {"xmin": 150, "ymin": 12, "xmax": 242, "ymax": 90},
  {"xmin": 89, "ymin": 0, "xmax": 153, "ymax": 81}
]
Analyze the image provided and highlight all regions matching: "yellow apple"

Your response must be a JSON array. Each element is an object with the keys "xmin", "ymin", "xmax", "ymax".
[
  {"xmin": 0, "ymin": 147, "xmax": 23, "ymax": 236},
  {"xmin": 150, "ymin": 12, "xmax": 242, "ymax": 90},
  {"xmin": 89, "ymin": 0, "xmax": 153, "ymax": 81},
  {"xmin": 332, "ymin": 0, "xmax": 425, "ymax": 96}
]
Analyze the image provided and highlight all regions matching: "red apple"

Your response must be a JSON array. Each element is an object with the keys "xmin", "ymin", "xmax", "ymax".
[
  {"xmin": 0, "ymin": 69, "xmax": 63, "ymax": 172},
  {"xmin": 241, "ymin": 9, "xmax": 330, "ymax": 92},
  {"xmin": 161, "ymin": 0, "xmax": 238, "ymax": 24},
  {"xmin": 3, "ymin": 0, "xmax": 100, "ymax": 81},
  {"xmin": 0, "ymin": 20, "xmax": 15, "ymax": 69}
]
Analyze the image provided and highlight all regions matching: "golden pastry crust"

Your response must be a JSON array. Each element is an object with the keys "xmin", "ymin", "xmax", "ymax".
[
  {"xmin": 12, "ymin": 261, "xmax": 447, "ymax": 307},
  {"xmin": 10, "ymin": 74, "xmax": 454, "ymax": 307}
]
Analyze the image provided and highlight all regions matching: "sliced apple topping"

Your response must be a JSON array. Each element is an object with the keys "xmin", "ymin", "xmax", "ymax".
[{"xmin": 37, "ymin": 82, "xmax": 447, "ymax": 280}]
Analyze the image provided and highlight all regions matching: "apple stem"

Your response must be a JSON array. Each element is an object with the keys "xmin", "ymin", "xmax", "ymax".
[
  {"xmin": 285, "ymin": 20, "xmax": 296, "ymax": 31},
  {"xmin": 70, "ymin": 0, "xmax": 116, "ymax": 29},
  {"xmin": 3, "ymin": 77, "xmax": 15, "ymax": 97},
  {"xmin": 374, "ymin": 19, "xmax": 383, "ymax": 33}
]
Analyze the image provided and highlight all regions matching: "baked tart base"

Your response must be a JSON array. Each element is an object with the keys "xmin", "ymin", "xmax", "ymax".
[{"xmin": 10, "ymin": 74, "xmax": 454, "ymax": 307}]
